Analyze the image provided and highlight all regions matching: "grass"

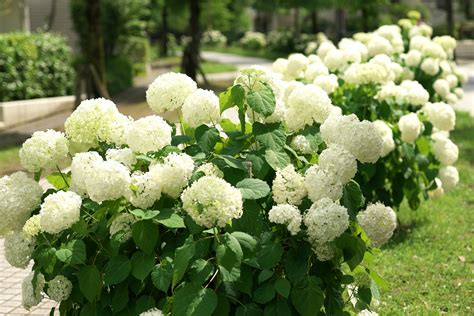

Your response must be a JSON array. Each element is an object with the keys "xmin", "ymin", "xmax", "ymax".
[
  {"xmin": 172, "ymin": 60, "xmax": 237, "ymax": 74},
  {"xmin": 203, "ymin": 45, "xmax": 286, "ymax": 61},
  {"xmin": 373, "ymin": 111, "xmax": 474, "ymax": 314},
  {"xmin": 0, "ymin": 145, "xmax": 21, "ymax": 176}
]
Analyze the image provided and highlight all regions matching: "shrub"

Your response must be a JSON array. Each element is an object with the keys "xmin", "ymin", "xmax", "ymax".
[
  {"xmin": 0, "ymin": 32, "xmax": 74, "ymax": 102},
  {"xmin": 267, "ymin": 30, "xmax": 318, "ymax": 54},
  {"xmin": 106, "ymin": 57, "xmax": 134, "ymax": 96},
  {"xmin": 202, "ymin": 30, "xmax": 227, "ymax": 47},
  {"xmin": 122, "ymin": 37, "xmax": 151, "ymax": 75},
  {"xmin": 2, "ymin": 70, "xmax": 397, "ymax": 315},
  {"xmin": 240, "ymin": 31, "xmax": 267, "ymax": 50}
]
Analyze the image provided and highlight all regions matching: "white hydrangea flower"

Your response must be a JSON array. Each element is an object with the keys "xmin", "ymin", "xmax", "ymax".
[
  {"xmin": 125, "ymin": 172, "xmax": 161, "ymax": 209},
  {"xmin": 405, "ymin": 50, "xmax": 422, "ymax": 67},
  {"xmin": 86, "ymin": 160, "xmax": 130, "ymax": 204},
  {"xmin": 339, "ymin": 38, "xmax": 368, "ymax": 62},
  {"xmin": 4, "ymin": 232, "xmax": 34, "ymax": 268},
  {"xmin": 146, "ymin": 72, "xmax": 197, "ymax": 112},
  {"xmin": 420, "ymin": 58, "xmax": 439, "ymax": 76},
  {"xmin": 106, "ymin": 148, "xmax": 137, "ymax": 169},
  {"xmin": 313, "ymin": 74, "xmax": 339, "ymax": 94},
  {"xmin": 323, "ymin": 49, "xmax": 347, "ymax": 72},
  {"xmin": 307, "ymin": 54, "xmax": 322, "ymax": 64},
  {"xmin": 305, "ymin": 165, "xmax": 343, "ymax": 202},
  {"xmin": 22, "ymin": 272, "xmax": 45, "ymax": 309},
  {"xmin": 400, "ymin": 80, "xmax": 429, "ymax": 106},
  {"xmin": 343, "ymin": 62, "xmax": 390, "ymax": 85},
  {"xmin": 235, "ymin": 66, "xmax": 286, "ymax": 100},
  {"xmin": 285, "ymin": 53, "xmax": 309, "ymax": 79},
  {"xmin": 47, "ymin": 275, "xmax": 72, "ymax": 302},
  {"xmin": 272, "ymin": 165, "xmax": 307, "ymax": 206},
  {"xmin": 431, "ymin": 132, "xmax": 458, "ymax": 166},
  {"xmin": 423, "ymin": 102, "xmax": 455, "ymax": 132},
  {"xmin": 358, "ymin": 310, "xmax": 379, "ymax": 316},
  {"xmin": 317, "ymin": 41, "xmax": 336, "ymax": 60},
  {"xmin": 140, "ymin": 308, "xmax": 164, "ymax": 316},
  {"xmin": 40, "ymin": 191, "xmax": 82, "ymax": 234},
  {"xmin": 290, "ymin": 135, "xmax": 312, "ymax": 154},
  {"xmin": 445, "ymin": 74, "xmax": 459, "ymax": 89},
  {"xmin": 65, "ymin": 98, "xmax": 122, "ymax": 148},
  {"xmin": 182, "ymin": 89, "xmax": 220, "ymax": 128},
  {"xmin": 196, "ymin": 163, "xmax": 224, "ymax": 178},
  {"xmin": 19, "ymin": 130, "xmax": 69, "ymax": 172},
  {"xmin": 438, "ymin": 166, "xmax": 459, "ymax": 192},
  {"xmin": 286, "ymin": 84, "xmax": 332, "ymax": 131},
  {"xmin": 454, "ymin": 87, "xmax": 464, "ymax": 99},
  {"xmin": 304, "ymin": 197, "xmax": 349, "ymax": 244},
  {"xmin": 433, "ymin": 35, "xmax": 457, "ymax": 51},
  {"xmin": 272, "ymin": 58, "xmax": 288, "ymax": 74},
  {"xmin": 398, "ymin": 113, "xmax": 422, "ymax": 144},
  {"xmin": 268, "ymin": 204, "xmax": 302, "ymax": 235},
  {"xmin": 97, "ymin": 113, "xmax": 132, "ymax": 146},
  {"xmin": 357, "ymin": 202, "xmax": 397, "ymax": 247},
  {"xmin": 304, "ymin": 63, "xmax": 329, "ymax": 82},
  {"xmin": 126, "ymin": 116, "xmax": 172, "ymax": 153},
  {"xmin": 433, "ymin": 79, "xmax": 450, "ymax": 97},
  {"xmin": 428, "ymin": 178, "xmax": 445, "ymax": 199},
  {"xmin": 445, "ymin": 93, "xmax": 459, "ymax": 106},
  {"xmin": 373, "ymin": 120, "xmax": 395, "ymax": 157},
  {"xmin": 283, "ymin": 80, "xmax": 305, "ymax": 103},
  {"xmin": 367, "ymin": 35, "xmax": 393, "ymax": 57},
  {"xmin": 319, "ymin": 145, "xmax": 357, "ymax": 184},
  {"xmin": 400, "ymin": 67, "xmax": 415, "ymax": 81},
  {"xmin": 150, "ymin": 153, "xmax": 194, "ymax": 198},
  {"xmin": 247, "ymin": 98, "xmax": 286, "ymax": 124},
  {"xmin": 22, "ymin": 215, "xmax": 41, "ymax": 238},
  {"xmin": 410, "ymin": 35, "xmax": 431, "ymax": 51},
  {"xmin": 421, "ymin": 41, "xmax": 447, "ymax": 60},
  {"xmin": 181, "ymin": 176, "xmax": 243, "ymax": 228},
  {"xmin": 312, "ymin": 242, "xmax": 335, "ymax": 261},
  {"xmin": 109, "ymin": 213, "xmax": 137, "ymax": 241},
  {"xmin": 0, "ymin": 172, "xmax": 43, "ymax": 236},
  {"xmin": 70, "ymin": 151, "xmax": 103, "ymax": 197}
]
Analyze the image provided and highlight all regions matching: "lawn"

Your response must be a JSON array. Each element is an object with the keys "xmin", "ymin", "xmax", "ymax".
[
  {"xmin": 172, "ymin": 60, "xmax": 237, "ymax": 74},
  {"xmin": 373, "ymin": 111, "xmax": 474, "ymax": 314},
  {"xmin": 0, "ymin": 144, "xmax": 21, "ymax": 176},
  {"xmin": 203, "ymin": 45, "xmax": 286, "ymax": 61}
]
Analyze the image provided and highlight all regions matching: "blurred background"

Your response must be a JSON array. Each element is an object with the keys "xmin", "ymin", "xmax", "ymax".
[{"xmin": 0, "ymin": 0, "xmax": 473, "ymax": 175}]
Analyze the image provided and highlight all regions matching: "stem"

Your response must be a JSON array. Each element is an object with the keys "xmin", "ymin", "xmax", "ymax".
[
  {"xmin": 205, "ymin": 269, "xmax": 219, "ymax": 288},
  {"xmin": 178, "ymin": 109, "xmax": 186, "ymax": 137},
  {"xmin": 56, "ymin": 165, "xmax": 70, "ymax": 188}
]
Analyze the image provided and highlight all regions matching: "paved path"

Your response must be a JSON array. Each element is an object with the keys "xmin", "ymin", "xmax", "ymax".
[{"xmin": 453, "ymin": 62, "xmax": 474, "ymax": 116}]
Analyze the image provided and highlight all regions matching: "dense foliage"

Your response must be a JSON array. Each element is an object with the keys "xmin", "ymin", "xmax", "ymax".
[{"xmin": 0, "ymin": 32, "xmax": 74, "ymax": 102}]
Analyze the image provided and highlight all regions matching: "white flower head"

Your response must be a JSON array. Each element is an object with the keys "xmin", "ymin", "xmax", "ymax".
[
  {"xmin": 272, "ymin": 165, "xmax": 307, "ymax": 205},
  {"xmin": 313, "ymin": 74, "xmax": 339, "ymax": 94},
  {"xmin": 290, "ymin": 135, "xmax": 312, "ymax": 154},
  {"xmin": 146, "ymin": 72, "xmax": 197, "ymax": 113},
  {"xmin": 373, "ymin": 120, "xmax": 395, "ymax": 157},
  {"xmin": 150, "ymin": 153, "xmax": 195, "ymax": 198},
  {"xmin": 86, "ymin": 160, "xmax": 130, "ymax": 204},
  {"xmin": 0, "ymin": 172, "xmax": 43, "ymax": 236},
  {"xmin": 268, "ymin": 204, "xmax": 302, "ymax": 235},
  {"xmin": 312, "ymin": 242, "xmax": 335, "ymax": 261},
  {"xmin": 4, "ymin": 231, "xmax": 34, "ymax": 268},
  {"xmin": 304, "ymin": 63, "xmax": 329, "ymax": 82},
  {"xmin": 20, "ymin": 130, "xmax": 69, "ymax": 172},
  {"xmin": 423, "ymin": 102, "xmax": 455, "ymax": 132},
  {"xmin": 126, "ymin": 115, "xmax": 172, "ymax": 153},
  {"xmin": 357, "ymin": 202, "xmax": 397, "ymax": 247},
  {"xmin": 323, "ymin": 48, "xmax": 348, "ymax": 72},
  {"xmin": 182, "ymin": 89, "xmax": 220, "ymax": 128},
  {"xmin": 22, "ymin": 272, "xmax": 45, "ymax": 309},
  {"xmin": 398, "ymin": 113, "xmax": 422, "ymax": 144},
  {"xmin": 404, "ymin": 50, "xmax": 422, "ymax": 67},
  {"xmin": 40, "ymin": 191, "xmax": 82, "ymax": 234},
  {"xmin": 428, "ymin": 178, "xmax": 445, "ymax": 199},
  {"xmin": 272, "ymin": 58, "xmax": 288, "ymax": 74},
  {"xmin": 438, "ymin": 166, "xmax": 459, "ymax": 192},
  {"xmin": 22, "ymin": 215, "xmax": 41, "ymax": 238},
  {"xmin": 196, "ymin": 163, "xmax": 224, "ymax": 178},
  {"xmin": 70, "ymin": 151, "xmax": 103, "ymax": 197},
  {"xmin": 420, "ymin": 58, "xmax": 439, "ymax": 76},
  {"xmin": 181, "ymin": 176, "xmax": 243, "ymax": 228},
  {"xmin": 47, "ymin": 275, "xmax": 73, "ymax": 302},
  {"xmin": 433, "ymin": 79, "xmax": 450, "ymax": 98},
  {"xmin": 125, "ymin": 172, "xmax": 161, "ymax": 209},
  {"xmin": 304, "ymin": 197, "xmax": 349, "ymax": 244},
  {"xmin": 305, "ymin": 165, "xmax": 343, "ymax": 203},
  {"xmin": 106, "ymin": 148, "xmax": 137, "ymax": 169},
  {"xmin": 319, "ymin": 145, "xmax": 357, "ymax": 184},
  {"xmin": 431, "ymin": 132, "xmax": 458, "ymax": 166},
  {"xmin": 110, "ymin": 213, "xmax": 137, "ymax": 241}
]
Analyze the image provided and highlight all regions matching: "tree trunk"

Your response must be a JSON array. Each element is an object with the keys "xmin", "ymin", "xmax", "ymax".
[
  {"xmin": 181, "ymin": 0, "xmax": 200, "ymax": 81},
  {"xmin": 445, "ymin": 0, "xmax": 454, "ymax": 36},
  {"xmin": 464, "ymin": 0, "xmax": 472, "ymax": 20},
  {"xmin": 310, "ymin": 10, "xmax": 318, "ymax": 34},
  {"xmin": 293, "ymin": 8, "xmax": 300, "ymax": 36},
  {"xmin": 361, "ymin": 6, "xmax": 369, "ymax": 32},
  {"xmin": 335, "ymin": 8, "xmax": 346, "ymax": 41},
  {"xmin": 45, "ymin": 0, "xmax": 57, "ymax": 31},
  {"xmin": 85, "ymin": 0, "xmax": 108, "ymax": 98},
  {"xmin": 160, "ymin": 2, "xmax": 168, "ymax": 57}
]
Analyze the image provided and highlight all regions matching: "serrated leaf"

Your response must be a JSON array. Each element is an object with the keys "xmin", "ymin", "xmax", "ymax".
[
  {"xmin": 253, "ymin": 282, "xmax": 276, "ymax": 304},
  {"xmin": 131, "ymin": 251, "xmax": 155, "ymax": 281},
  {"xmin": 151, "ymin": 258, "xmax": 173, "ymax": 292},
  {"xmin": 195, "ymin": 125, "xmax": 220, "ymax": 153},
  {"xmin": 230, "ymin": 231, "xmax": 257, "ymax": 259},
  {"xmin": 172, "ymin": 283, "xmax": 218, "ymax": 316},
  {"xmin": 132, "ymin": 220, "xmax": 159, "ymax": 254},
  {"xmin": 236, "ymin": 178, "xmax": 270, "ymax": 200},
  {"xmin": 104, "ymin": 255, "xmax": 131, "ymax": 285},
  {"xmin": 56, "ymin": 239, "xmax": 86, "ymax": 265},
  {"xmin": 291, "ymin": 276, "xmax": 324, "ymax": 316},
  {"xmin": 253, "ymin": 122, "xmax": 286, "ymax": 150},
  {"xmin": 231, "ymin": 84, "xmax": 245, "ymax": 108},
  {"xmin": 247, "ymin": 86, "xmax": 275, "ymax": 117},
  {"xmin": 189, "ymin": 259, "xmax": 214, "ymax": 285},
  {"xmin": 274, "ymin": 278, "xmax": 291, "ymax": 298},
  {"xmin": 173, "ymin": 236, "xmax": 196, "ymax": 288},
  {"xmin": 77, "ymin": 266, "xmax": 101, "ymax": 302},
  {"xmin": 343, "ymin": 180, "xmax": 365, "ymax": 216},
  {"xmin": 156, "ymin": 208, "xmax": 185, "ymax": 228},
  {"xmin": 264, "ymin": 149, "xmax": 291, "ymax": 170},
  {"xmin": 46, "ymin": 172, "xmax": 70, "ymax": 190}
]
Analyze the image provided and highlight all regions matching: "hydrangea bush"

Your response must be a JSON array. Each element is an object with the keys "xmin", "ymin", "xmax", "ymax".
[
  {"xmin": 271, "ymin": 16, "xmax": 463, "ymax": 210},
  {"xmin": 1, "ymin": 69, "xmax": 398, "ymax": 315}
]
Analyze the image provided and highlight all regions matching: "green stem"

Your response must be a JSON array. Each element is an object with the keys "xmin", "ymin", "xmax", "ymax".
[
  {"xmin": 56, "ymin": 165, "xmax": 70, "ymax": 188},
  {"xmin": 178, "ymin": 109, "xmax": 186, "ymax": 137}
]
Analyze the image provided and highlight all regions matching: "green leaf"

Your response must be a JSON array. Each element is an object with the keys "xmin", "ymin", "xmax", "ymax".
[
  {"xmin": 151, "ymin": 258, "xmax": 173, "ymax": 292},
  {"xmin": 131, "ymin": 251, "xmax": 155, "ymax": 281},
  {"xmin": 230, "ymin": 231, "xmax": 257, "ymax": 259},
  {"xmin": 77, "ymin": 266, "xmax": 102, "ymax": 302},
  {"xmin": 236, "ymin": 178, "xmax": 270, "ymax": 200},
  {"xmin": 258, "ymin": 270, "xmax": 274, "ymax": 284},
  {"xmin": 156, "ymin": 209, "xmax": 185, "ymax": 228},
  {"xmin": 299, "ymin": 125, "xmax": 323, "ymax": 151},
  {"xmin": 236, "ymin": 304, "xmax": 263, "ymax": 316},
  {"xmin": 343, "ymin": 180, "xmax": 365, "ymax": 216},
  {"xmin": 335, "ymin": 233, "xmax": 366, "ymax": 271},
  {"xmin": 253, "ymin": 282, "xmax": 276, "ymax": 304},
  {"xmin": 264, "ymin": 149, "xmax": 291, "ymax": 170},
  {"xmin": 219, "ymin": 88, "xmax": 233, "ymax": 113},
  {"xmin": 55, "ymin": 239, "xmax": 86, "ymax": 265},
  {"xmin": 130, "ymin": 209, "xmax": 160, "ymax": 220},
  {"xmin": 189, "ymin": 259, "xmax": 214, "ymax": 285},
  {"xmin": 172, "ymin": 283, "xmax": 218, "ymax": 316},
  {"xmin": 46, "ymin": 172, "xmax": 70, "ymax": 190},
  {"xmin": 215, "ymin": 154, "xmax": 248, "ymax": 171},
  {"xmin": 195, "ymin": 125, "xmax": 220, "ymax": 153},
  {"xmin": 246, "ymin": 153, "xmax": 270, "ymax": 179},
  {"xmin": 291, "ymin": 276, "xmax": 324, "ymax": 316},
  {"xmin": 216, "ymin": 233, "xmax": 243, "ymax": 282},
  {"xmin": 257, "ymin": 238, "xmax": 284, "ymax": 269},
  {"xmin": 111, "ymin": 283, "xmax": 129, "ymax": 313},
  {"xmin": 247, "ymin": 86, "xmax": 276, "ymax": 117},
  {"xmin": 173, "ymin": 236, "xmax": 196, "ymax": 288},
  {"xmin": 264, "ymin": 300, "xmax": 292, "ymax": 316},
  {"xmin": 231, "ymin": 84, "xmax": 245, "ymax": 109},
  {"xmin": 132, "ymin": 220, "xmax": 159, "ymax": 254},
  {"xmin": 253, "ymin": 122, "xmax": 286, "ymax": 150},
  {"xmin": 274, "ymin": 278, "xmax": 291, "ymax": 298},
  {"xmin": 104, "ymin": 255, "xmax": 132, "ymax": 285}
]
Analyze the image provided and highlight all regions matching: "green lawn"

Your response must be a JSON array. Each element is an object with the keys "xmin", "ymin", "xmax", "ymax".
[
  {"xmin": 373, "ymin": 111, "xmax": 474, "ymax": 314},
  {"xmin": 203, "ymin": 45, "xmax": 286, "ymax": 61},
  {"xmin": 0, "ymin": 145, "xmax": 21, "ymax": 176},
  {"xmin": 172, "ymin": 60, "xmax": 237, "ymax": 74}
]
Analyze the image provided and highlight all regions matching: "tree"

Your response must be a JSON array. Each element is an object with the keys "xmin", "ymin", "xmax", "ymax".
[
  {"xmin": 445, "ymin": 0, "xmax": 454, "ymax": 36},
  {"xmin": 181, "ymin": 0, "xmax": 200, "ymax": 80}
]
